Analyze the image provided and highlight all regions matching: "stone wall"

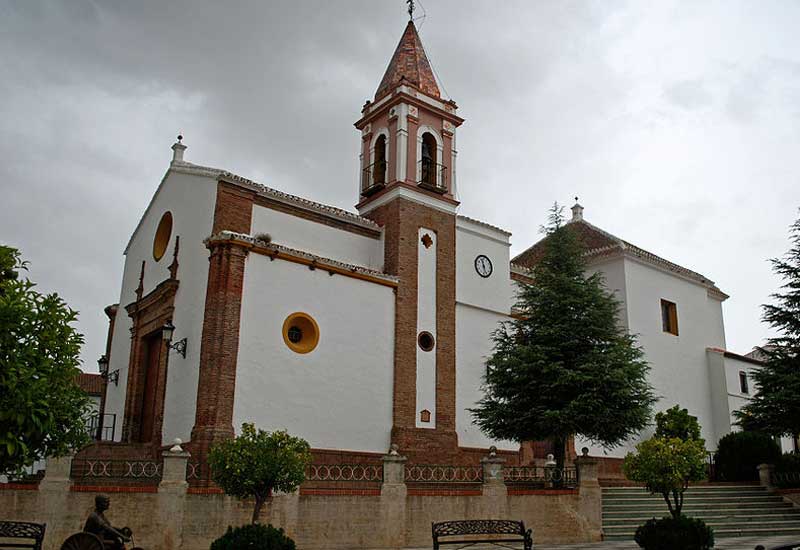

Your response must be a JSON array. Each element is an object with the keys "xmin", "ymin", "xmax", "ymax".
[{"xmin": 0, "ymin": 451, "xmax": 602, "ymax": 550}]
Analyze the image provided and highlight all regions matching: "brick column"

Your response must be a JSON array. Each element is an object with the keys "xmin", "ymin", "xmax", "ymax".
[{"xmin": 191, "ymin": 240, "xmax": 248, "ymax": 454}]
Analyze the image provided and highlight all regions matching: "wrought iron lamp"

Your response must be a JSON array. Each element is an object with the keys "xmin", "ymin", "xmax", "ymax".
[
  {"xmin": 162, "ymin": 320, "xmax": 187, "ymax": 358},
  {"xmin": 98, "ymin": 354, "xmax": 119, "ymax": 386}
]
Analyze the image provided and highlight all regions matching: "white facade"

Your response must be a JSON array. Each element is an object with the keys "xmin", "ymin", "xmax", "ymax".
[
  {"xmin": 234, "ymin": 253, "xmax": 395, "ymax": 453},
  {"xmin": 103, "ymin": 164, "xmax": 218, "ymax": 444}
]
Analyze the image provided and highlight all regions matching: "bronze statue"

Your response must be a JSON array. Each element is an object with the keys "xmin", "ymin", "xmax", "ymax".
[{"xmin": 83, "ymin": 495, "xmax": 131, "ymax": 550}]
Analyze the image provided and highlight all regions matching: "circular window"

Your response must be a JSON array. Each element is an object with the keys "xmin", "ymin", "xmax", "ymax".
[
  {"xmin": 282, "ymin": 312, "xmax": 320, "ymax": 354},
  {"xmin": 153, "ymin": 211, "xmax": 173, "ymax": 261},
  {"xmin": 418, "ymin": 331, "xmax": 435, "ymax": 352}
]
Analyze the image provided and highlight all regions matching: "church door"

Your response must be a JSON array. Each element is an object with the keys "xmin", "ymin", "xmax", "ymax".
[{"xmin": 138, "ymin": 331, "xmax": 162, "ymax": 443}]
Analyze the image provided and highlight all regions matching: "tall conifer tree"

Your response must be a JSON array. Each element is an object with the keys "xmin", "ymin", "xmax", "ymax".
[
  {"xmin": 471, "ymin": 205, "xmax": 655, "ymax": 468},
  {"xmin": 735, "ymin": 214, "xmax": 800, "ymax": 447}
]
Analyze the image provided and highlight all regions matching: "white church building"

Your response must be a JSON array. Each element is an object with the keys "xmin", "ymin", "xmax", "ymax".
[{"xmin": 95, "ymin": 21, "xmax": 765, "ymax": 473}]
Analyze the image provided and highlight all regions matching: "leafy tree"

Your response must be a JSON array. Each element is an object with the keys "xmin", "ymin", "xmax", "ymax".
[
  {"xmin": 655, "ymin": 405, "xmax": 703, "ymax": 442},
  {"xmin": 0, "ymin": 245, "xmax": 90, "ymax": 475},
  {"xmin": 624, "ymin": 436, "xmax": 708, "ymax": 519},
  {"xmin": 734, "ymin": 214, "xmax": 800, "ymax": 443},
  {"xmin": 471, "ymin": 205, "xmax": 656, "ymax": 470},
  {"xmin": 209, "ymin": 423, "xmax": 312, "ymax": 524}
]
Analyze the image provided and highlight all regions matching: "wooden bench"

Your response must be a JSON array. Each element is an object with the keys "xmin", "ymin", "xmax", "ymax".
[
  {"xmin": 432, "ymin": 519, "xmax": 533, "ymax": 550},
  {"xmin": 0, "ymin": 521, "xmax": 46, "ymax": 550}
]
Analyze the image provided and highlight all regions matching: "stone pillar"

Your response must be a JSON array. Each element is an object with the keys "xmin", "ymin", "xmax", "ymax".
[
  {"xmin": 158, "ymin": 441, "xmax": 190, "ymax": 549},
  {"xmin": 575, "ymin": 448, "xmax": 602, "ymax": 541},
  {"xmin": 758, "ymin": 463, "xmax": 775, "ymax": 492},
  {"xmin": 40, "ymin": 454, "xmax": 73, "ymax": 491},
  {"xmin": 159, "ymin": 441, "xmax": 190, "ymax": 494},
  {"xmin": 481, "ymin": 447, "xmax": 507, "ymax": 518},
  {"xmin": 381, "ymin": 445, "xmax": 407, "ymax": 548}
]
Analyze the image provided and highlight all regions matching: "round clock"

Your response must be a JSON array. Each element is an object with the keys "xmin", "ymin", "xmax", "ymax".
[{"xmin": 475, "ymin": 255, "xmax": 493, "ymax": 278}]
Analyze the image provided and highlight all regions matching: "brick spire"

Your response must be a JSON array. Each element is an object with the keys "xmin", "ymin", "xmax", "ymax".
[{"xmin": 375, "ymin": 21, "xmax": 440, "ymax": 100}]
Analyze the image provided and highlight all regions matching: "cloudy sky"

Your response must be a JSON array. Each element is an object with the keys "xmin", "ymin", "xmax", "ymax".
[{"xmin": 1, "ymin": 0, "xmax": 799, "ymax": 371}]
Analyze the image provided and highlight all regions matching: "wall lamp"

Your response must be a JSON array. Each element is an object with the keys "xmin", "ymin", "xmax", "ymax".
[
  {"xmin": 162, "ymin": 320, "xmax": 187, "ymax": 358},
  {"xmin": 97, "ymin": 354, "xmax": 119, "ymax": 386}
]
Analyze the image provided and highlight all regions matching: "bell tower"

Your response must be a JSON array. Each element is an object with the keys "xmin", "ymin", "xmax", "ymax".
[{"xmin": 355, "ymin": 21, "xmax": 464, "ymax": 460}]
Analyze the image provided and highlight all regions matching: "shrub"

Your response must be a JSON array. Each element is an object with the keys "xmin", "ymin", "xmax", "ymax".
[
  {"xmin": 210, "ymin": 524, "xmax": 296, "ymax": 550},
  {"xmin": 773, "ymin": 452, "xmax": 800, "ymax": 488},
  {"xmin": 715, "ymin": 431, "xmax": 781, "ymax": 481},
  {"xmin": 634, "ymin": 515, "xmax": 714, "ymax": 550},
  {"xmin": 655, "ymin": 405, "xmax": 702, "ymax": 442}
]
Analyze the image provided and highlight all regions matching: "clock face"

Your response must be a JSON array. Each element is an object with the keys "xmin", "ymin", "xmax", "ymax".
[{"xmin": 475, "ymin": 255, "xmax": 493, "ymax": 278}]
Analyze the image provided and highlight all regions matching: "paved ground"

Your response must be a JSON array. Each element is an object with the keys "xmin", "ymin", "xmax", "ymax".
[{"xmin": 404, "ymin": 535, "xmax": 799, "ymax": 549}]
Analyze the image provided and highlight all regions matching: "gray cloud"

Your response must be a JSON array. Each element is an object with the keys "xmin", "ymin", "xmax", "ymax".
[{"xmin": 1, "ymin": 0, "xmax": 799, "ymax": 370}]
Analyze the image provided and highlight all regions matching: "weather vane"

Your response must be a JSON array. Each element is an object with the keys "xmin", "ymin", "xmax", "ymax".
[{"xmin": 407, "ymin": 0, "xmax": 414, "ymax": 20}]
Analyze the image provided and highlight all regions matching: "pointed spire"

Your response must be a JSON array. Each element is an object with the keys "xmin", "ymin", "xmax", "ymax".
[{"xmin": 375, "ymin": 21, "xmax": 440, "ymax": 100}]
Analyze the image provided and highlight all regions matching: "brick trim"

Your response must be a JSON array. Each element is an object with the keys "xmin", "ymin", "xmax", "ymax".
[
  {"xmin": 122, "ymin": 278, "xmax": 178, "ymax": 446},
  {"xmin": 254, "ymin": 194, "xmax": 381, "ymax": 240},
  {"xmin": 70, "ymin": 485, "xmax": 158, "ymax": 494},
  {"xmin": 300, "ymin": 488, "xmax": 381, "ymax": 496}
]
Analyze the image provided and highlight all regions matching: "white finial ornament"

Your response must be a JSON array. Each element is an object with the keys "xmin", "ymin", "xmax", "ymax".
[
  {"xmin": 170, "ymin": 438, "xmax": 183, "ymax": 453},
  {"xmin": 570, "ymin": 196, "xmax": 584, "ymax": 222},
  {"xmin": 171, "ymin": 134, "xmax": 187, "ymax": 163}
]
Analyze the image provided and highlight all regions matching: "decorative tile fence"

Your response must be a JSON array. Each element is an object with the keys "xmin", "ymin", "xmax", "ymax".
[
  {"xmin": 404, "ymin": 464, "xmax": 483, "ymax": 483},
  {"xmin": 503, "ymin": 465, "xmax": 578, "ymax": 488},
  {"xmin": 306, "ymin": 463, "xmax": 383, "ymax": 482},
  {"xmin": 70, "ymin": 458, "xmax": 163, "ymax": 484}
]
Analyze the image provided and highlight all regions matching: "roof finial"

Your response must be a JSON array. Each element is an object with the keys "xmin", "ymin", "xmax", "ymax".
[
  {"xmin": 407, "ymin": 0, "xmax": 414, "ymax": 20},
  {"xmin": 570, "ymin": 197, "xmax": 584, "ymax": 223},
  {"xmin": 171, "ymin": 134, "xmax": 187, "ymax": 163}
]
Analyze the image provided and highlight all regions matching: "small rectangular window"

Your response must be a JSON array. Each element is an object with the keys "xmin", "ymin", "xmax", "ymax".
[
  {"xmin": 739, "ymin": 371, "xmax": 749, "ymax": 394},
  {"xmin": 661, "ymin": 299, "xmax": 678, "ymax": 335}
]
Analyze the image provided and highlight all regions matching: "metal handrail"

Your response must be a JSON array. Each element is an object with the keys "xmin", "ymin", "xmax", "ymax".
[
  {"xmin": 362, "ymin": 160, "xmax": 388, "ymax": 193},
  {"xmin": 417, "ymin": 158, "xmax": 447, "ymax": 192}
]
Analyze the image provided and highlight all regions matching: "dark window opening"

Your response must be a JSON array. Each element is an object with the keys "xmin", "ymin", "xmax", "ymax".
[
  {"xmin": 287, "ymin": 326, "xmax": 303, "ymax": 344},
  {"xmin": 661, "ymin": 299, "xmax": 678, "ymax": 336},
  {"xmin": 420, "ymin": 132, "xmax": 437, "ymax": 186},
  {"xmin": 374, "ymin": 135, "xmax": 387, "ymax": 184},
  {"xmin": 739, "ymin": 371, "xmax": 749, "ymax": 394},
  {"xmin": 418, "ymin": 331, "xmax": 435, "ymax": 352}
]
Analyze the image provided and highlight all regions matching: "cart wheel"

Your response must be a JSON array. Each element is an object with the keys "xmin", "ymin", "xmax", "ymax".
[{"xmin": 60, "ymin": 532, "xmax": 105, "ymax": 550}]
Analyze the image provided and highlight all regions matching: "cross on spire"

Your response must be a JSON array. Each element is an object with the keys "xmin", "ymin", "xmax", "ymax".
[{"xmin": 407, "ymin": 0, "xmax": 414, "ymax": 20}]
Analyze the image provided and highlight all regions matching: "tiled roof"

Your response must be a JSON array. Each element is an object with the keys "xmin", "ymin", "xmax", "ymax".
[
  {"xmin": 376, "ymin": 21, "xmax": 440, "ymax": 99},
  {"xmin": 76, "ymin": 372, "xmax": 104, "ymax": 395},
  {"xmin": 512, "ymin": 219, "xmax": 727, "ymax": 297},
  {"xmin": 457, "ymin": 215, "xmax": 512, "ymax": 236}
]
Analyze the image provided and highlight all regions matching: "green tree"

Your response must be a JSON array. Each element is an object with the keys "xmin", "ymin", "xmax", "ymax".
[
  {"xmin": 655, "ymin": 405, "xmax": 703, "ymax": 442},
  {"xmin": 624, "ymin": 436, "xmax": 708, "ymax": 519},
  {"xmin": 209, "ymin": 423, "xmax": 312, "ymax": 524},
  {"xmin": 470, "ymin": 205, "xmax": 656, "ymax": 470},
  {"xmin": 734, "ymin": 214, "xmax": 800, "ymax": 444},
  {"xmin": 0, "ymin": 245, "xmax": 90, "ymax": 475}
]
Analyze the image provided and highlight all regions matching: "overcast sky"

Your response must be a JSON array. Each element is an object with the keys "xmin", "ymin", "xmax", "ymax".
[{"xmin": 1, "ymin": 0, "xmax": 799, "ymax": 372}]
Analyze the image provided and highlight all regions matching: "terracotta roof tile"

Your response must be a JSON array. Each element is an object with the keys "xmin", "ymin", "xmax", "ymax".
[
  {"xmin": 76, "ymin": 372, "xmax": 104, "ymax": 395},
  {"xmin": 512, "ymin": 220, "xmax": 727, "ymax": 297},
  {"xmin": 376, "ymin": 21, "xmax": 440, "ymax": 99}
]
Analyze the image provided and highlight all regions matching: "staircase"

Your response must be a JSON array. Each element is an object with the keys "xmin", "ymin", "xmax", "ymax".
[{"xmin": 602, "ymin": 485, "xmax": 800, "ymax": 541}]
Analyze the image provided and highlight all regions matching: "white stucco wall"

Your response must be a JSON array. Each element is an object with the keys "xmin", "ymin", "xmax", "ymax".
[
  {"xmin": 586, "ymin": 256, "xmax": 629, "ymax": 329},
  {"xmin": 454, "ymin": 218, "xmax": 516, "ymax": 450},
  {"xmin": 416, "ymin": 228, "xmax": 437, "ymax": 428},
  {"xmin": 103, "ymin": 168, "xmax": 218, "ymax": 443},
  {"xmin": 234, "ymin": 254, "xmax": 395, "ymax": 453},
  {"xmin": 250, "ymin": 204, "xmax": 383, "ymax": 270},
  {"xmin": 608, "ymin": 257, "xmax": 726, "ymax": 455}
]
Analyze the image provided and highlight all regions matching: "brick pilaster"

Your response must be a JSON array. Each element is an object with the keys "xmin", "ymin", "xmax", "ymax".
[{"xmin": 190, "ymin": 241, "xmax": 248, "ymax": 453}]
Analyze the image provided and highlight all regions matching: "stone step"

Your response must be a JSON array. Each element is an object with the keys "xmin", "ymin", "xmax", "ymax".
[
  {"xmin": 603, "ymin": 525, "xmax": 800, "ymax": 541},
  {"xmin": 603, "ymin": 484, "xmax": 762, "ymax": 493},
  {"xmin": 603, "ymin": 491, "xmax": 770, "ymax": 501},
  {"xmin": 604, "ymin": 500, "xmax": 790, "ymax": 512},
  {"xmin": 603, "ymin": 497, "xmax": 786, "ymax": 509},
  {"xmin": 604, "ymin": 506, "xmax": 798, "ymax": 519},
  {"xmin": 604, "ymin": 513, "xmax": 800, "ymax": 526}
]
